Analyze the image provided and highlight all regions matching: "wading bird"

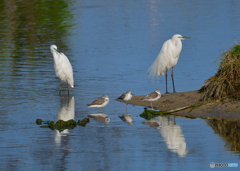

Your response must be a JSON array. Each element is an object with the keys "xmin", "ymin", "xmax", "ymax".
[
  {"xmin": 142, "ymin": 89, "xmax": 161, "ymax": 110},
  {"xmin": 50, "ymin": 45, "xmax": 74, "ymax": 94},
  {"xmin": 117, "ymin": 90, "xmax": 133, "ymax": 112},
  {"xmin": 148, "ymin": 34, "xmax": 191, "ymax": 93},
  {"xmin": 87, "ymin": 95, "xmax": 109, "ymax": 112}
]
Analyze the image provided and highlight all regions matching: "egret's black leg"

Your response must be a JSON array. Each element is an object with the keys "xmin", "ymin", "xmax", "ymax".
[
  {"xmin": 165, "ymin": 71, "xmax": 169, "ymax": 93},
  {"xmin": 59, "ymin": 85, "xmax": 61, "ymax": 95},
  {"xmin": 67, "ymin": 85, "xmax": 70, "ymax": 96},
  {"xmin": 171, "ymin": 67, "xmax": 176, "ymax": 93}
]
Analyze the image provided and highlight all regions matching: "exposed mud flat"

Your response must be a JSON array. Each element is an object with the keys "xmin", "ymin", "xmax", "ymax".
[{"xmin": 116, "ymin": 90, "xmax": 240, "ymax": 119}]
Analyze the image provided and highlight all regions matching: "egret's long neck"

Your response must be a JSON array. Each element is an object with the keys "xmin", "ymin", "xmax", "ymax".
[
  {"xmin": 172, "ymin": 39, "xmax": 182, "ymax": 57},
  {"xmin": 52, "ymin": 51, "xmax": 59, "ymax": 63}
]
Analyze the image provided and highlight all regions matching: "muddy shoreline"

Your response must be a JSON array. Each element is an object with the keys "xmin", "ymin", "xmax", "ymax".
[{"xmin": 116, "ymin": 90, "xmax": 240, "ymax": 119}]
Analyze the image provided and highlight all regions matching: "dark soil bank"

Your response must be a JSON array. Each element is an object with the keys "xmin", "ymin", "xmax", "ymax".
[{"xmin": 116, "ymin": 90, "xmax": 240, "ymax": 119}]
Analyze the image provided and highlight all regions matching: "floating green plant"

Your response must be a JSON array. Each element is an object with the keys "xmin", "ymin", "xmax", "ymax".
[
  {"xmin": 77, "ymin": 117, "xmax": 90, "ymax": 127},
  {"xmin": 139, "ymin": 105, "xmax": 197, "ymax": 120},
  {"xmin": 36, "ymin": 118, "xmax": 89, "ymax": 131},
  {"xmin": 36, "ymin": 119, "xmax": 43, "ymax": 125}
]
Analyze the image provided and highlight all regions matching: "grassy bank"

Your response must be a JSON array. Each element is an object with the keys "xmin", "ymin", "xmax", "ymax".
[{"xmin": 200, "ymin": 44, "xmax": 240, "ymax": 100}]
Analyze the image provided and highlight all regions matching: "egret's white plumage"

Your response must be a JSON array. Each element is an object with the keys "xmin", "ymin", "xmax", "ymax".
[
  {"xmin": 50, "ymin": 45, "xmax": 74, "ymax": 90},
  {"xmin": 148, "ymin": 34, "xmax": 191, "ymax": 93}
]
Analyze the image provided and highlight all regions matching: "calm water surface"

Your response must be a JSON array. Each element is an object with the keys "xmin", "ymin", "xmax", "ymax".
[{"xmin": 0, "ymin": 0, "xmax": 240, "ymax": 170}]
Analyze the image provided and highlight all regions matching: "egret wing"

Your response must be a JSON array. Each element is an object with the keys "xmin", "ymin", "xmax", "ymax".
[
  {"xmin": 60, "ymin": 52, "xmax": 74, "ymax": 88},
  {"xmin": 148, "ymin": 39, "xmax": 172, "ymax": 78}
]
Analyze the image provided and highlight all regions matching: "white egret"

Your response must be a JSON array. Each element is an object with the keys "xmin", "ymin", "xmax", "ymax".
[
  {"xmin": 148, "ymin": 34, "xmax": 191, "ymax": 93},
  {"xmin": 87, "ymin": 95, "xmax": 109, "ymax": 112},
  {"xmin": 50, "ymin": 45, "xmax": 74, "ymax": 94},
  {"xmin": 141, "ymin": 89, "xmax": 161, "ymax": 110}
]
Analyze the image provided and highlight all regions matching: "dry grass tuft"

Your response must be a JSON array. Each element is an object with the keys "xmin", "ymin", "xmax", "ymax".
[{"xmin": 200, "ymin": 44, "xmax": 240, "ymax": 101}]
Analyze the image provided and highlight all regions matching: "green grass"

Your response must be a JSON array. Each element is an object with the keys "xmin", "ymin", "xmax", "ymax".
[{"xmin": 200, "ymin": 44, "xmax": 240, "ymax": 100}]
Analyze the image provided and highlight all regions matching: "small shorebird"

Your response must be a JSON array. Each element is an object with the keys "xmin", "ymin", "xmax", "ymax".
[
  {"xmin": 141, "ymin": 89, "xmax": 161, "ymax": 110},
  {"xmin": 117, "ymin": 90, "xmax": 133, "ymax": 112},
  {"xmin": 87, "ymin": 95, "xmax": 109, "ymax": 112}
]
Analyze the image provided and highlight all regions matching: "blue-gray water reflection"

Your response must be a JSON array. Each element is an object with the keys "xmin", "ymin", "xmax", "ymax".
[
  {"xmin": 119, "ymin": 113, "xmax": 133, "ymax": 125},
  {"xmin": 88, "ymin": 112, "xmax": 110, "ymax": 124},
  {"xmin": 144, "ymin": 116, "xmax": 187, "ymax": 157},
  {"xmin": 55, "ymin": 95, "xmax": 75, "ymax": 146},
  {"xmin": 0, "ymin": 0, "xmax": 240, "ymax": 170}
]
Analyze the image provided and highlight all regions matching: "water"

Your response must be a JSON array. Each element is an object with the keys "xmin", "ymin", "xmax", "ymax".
[{"xmin": 0, "ymin": 0, "xmax": 240, "ymax": 170}]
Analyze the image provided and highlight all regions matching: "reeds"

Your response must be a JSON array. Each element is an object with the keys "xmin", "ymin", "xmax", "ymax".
[{"xmin": 200, "ymin": 44, "xmax": 240, "ymax": 100}]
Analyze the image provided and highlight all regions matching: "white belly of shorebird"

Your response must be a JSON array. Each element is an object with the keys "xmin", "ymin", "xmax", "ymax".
[
  {"xmin": 88, "ymin": 100, "xmax": 109, "ymax": 108},
  {"xmin": 123, "ymin": 94, "xmax": 132, "ymax": 101}
]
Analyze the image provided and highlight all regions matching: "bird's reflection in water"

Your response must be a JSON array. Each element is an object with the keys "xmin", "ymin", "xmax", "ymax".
[
  {"xmin": 144, "ymin": 116, "xmax": 187, "ymax": 157},
  {"xmin": 119, "ymin": 113, "xmax": 133, "ymax": 125},
  {"xmin": 55, "ymin": 95, "xmax": 75, "ymax": 146},
  {"xmin": 88, "ymin": 112, "xmax": 110, "ymax": 124}
]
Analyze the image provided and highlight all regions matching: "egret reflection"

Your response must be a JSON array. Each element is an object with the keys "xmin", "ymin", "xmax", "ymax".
[
  {"xmin": 119, "ymin": 113, "xmax": 133, "ymax": 125},
  {"xmin": 88, "ymin": 112, "xmax": 110, "ymax": 124},
  {"xmin": 144, "ymin": 116, "xmax": 187, "ymax": 157},
  {"xmin": 55, "ymin": 95, "xmax": 75, "ymax": 145}
]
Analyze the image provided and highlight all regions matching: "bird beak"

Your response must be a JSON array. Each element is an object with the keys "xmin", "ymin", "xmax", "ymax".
[{"xmin": 181, "ymin": 36, "xmax": 191, "ymax": 39}]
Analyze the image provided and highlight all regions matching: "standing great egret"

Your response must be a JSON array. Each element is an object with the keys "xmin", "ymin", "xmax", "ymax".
[
  {"xmin": 148, "ymin": 34, "xmax": 191, "ymax": 93},
  {"xmin": 50, "ymin": 45, "xmax": 74, "ymax": 94}
]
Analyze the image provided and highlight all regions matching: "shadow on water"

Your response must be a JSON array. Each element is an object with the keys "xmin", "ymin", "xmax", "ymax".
[
  {"xmin": 143, "ymin": 116, "xmax": 187, "ymax": 157},
  {"xmin": 207, "ymin": 118, "xmax": 240, "ymax": 153}
]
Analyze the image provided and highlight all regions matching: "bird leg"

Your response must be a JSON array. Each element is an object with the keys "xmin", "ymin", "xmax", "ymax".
[
  {"xmin": 59, "ymin": 85, "xmax": 62, "ymax": 95},
  {"xmin": 126, "ymin": 103, "xmax": 128, "ymax": 113},
  {"xmin": 68, "ymin": 85, "xmax": 70, "ymax": 96},
  {"xmin": 165, "ymin": 71, "xmax": 169, "ymax": 93},
  {"xmin": 171, "ymin": 67, "xmax": 176, "ymax": 93},
  {"xmin": 151, "ymin": 102, "xmax": 153, "ymax": 110},
  {"xmin": 100, "ymin": 108, "xmax": 101, "ymax": 112}
]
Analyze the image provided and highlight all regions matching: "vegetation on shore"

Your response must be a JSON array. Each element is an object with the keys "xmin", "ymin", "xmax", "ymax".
[{"xmin": 200, "ymin": 44, "xmax": 240, "ymax": 100}]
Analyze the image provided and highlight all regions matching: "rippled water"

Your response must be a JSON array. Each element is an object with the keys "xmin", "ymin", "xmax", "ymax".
[{"xmin": 0, "ymin": 0, "xmax": 240, "ymax": 170}]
